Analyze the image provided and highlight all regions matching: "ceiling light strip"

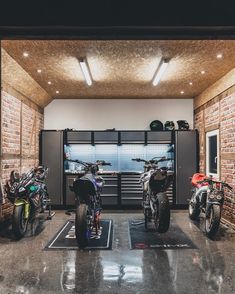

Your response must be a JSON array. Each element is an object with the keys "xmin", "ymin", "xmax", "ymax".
[
  {"xmin": 79, "ymin": 59, "xmax": 92, "ymax": 86},
  {"xmin": 152, "ymin": 58, "xmax": 170, "ymax": 86}
]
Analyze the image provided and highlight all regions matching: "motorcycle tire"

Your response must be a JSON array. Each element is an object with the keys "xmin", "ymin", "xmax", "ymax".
[
  {"xmin": 75, "ymin": 204, "xmax": 89, "ymax": 248},
  {"xmin": 155, "ymin": 193, "xmax": 170, "ymax": 233},
  {"xmin": 205, "ymin": 204, "xmax": 221, "ymax": 238},
  {"xmin": 12, "ymin": 205, "xmax": 28, "ymax": 239},
  {"xmin": 144, "ymin": 208, "xmax": 151, "ymax": 230},
  {"xmin": 188, "ymin": 194, "xmax": 200, "ymax": 220}
]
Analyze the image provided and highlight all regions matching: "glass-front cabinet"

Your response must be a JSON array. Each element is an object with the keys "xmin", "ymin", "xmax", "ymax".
[
  {"xmin": 64, "ymin": 143, "xmax": 174, "ymax": 173},
  {"xmin": 64, "ymin": 143, "xmax": 174, "ymax": 207}
]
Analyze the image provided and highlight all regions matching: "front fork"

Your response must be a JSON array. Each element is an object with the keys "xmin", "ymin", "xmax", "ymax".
[{"xmin": 14, "ymin": 199, "xmax": 30, "ymax": 219}]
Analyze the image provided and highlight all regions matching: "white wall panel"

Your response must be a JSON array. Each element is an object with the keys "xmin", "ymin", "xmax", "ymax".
[{"xmin": 44, "ymin": 99, "xmax": 193, "ymax": 130}]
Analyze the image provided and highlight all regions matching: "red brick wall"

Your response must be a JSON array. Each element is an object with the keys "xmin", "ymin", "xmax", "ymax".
[
  {"xmin": 194, "ymin": 91, "xmax": 235, "ymax": 226},
  {"xmin": 0, "ymin": 90, "xmax": 44, "ymax": 219}
]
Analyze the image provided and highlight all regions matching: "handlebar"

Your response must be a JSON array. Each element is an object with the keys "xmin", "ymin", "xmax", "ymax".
[
  {"xmin": 132, "ymin": 158, "xmax": 147, "ymax": 163},
  {"xmin": 197, "ymin": 178, "xmax": 233, "ymax": 190},
  {"xmin": 132, "ymin": 157, "xmax": 171, "ymax": 164},
  {"xmin": 67, "ymin": 159, "xmax": 111, "ymax": 166}
]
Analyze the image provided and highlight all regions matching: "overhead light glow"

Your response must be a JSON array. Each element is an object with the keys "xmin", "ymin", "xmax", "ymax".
[
  {"xmin": 79, "ymin": 58, "xmax": 92, "ymax": 86},
  {"xmin": 152, "ymin": 58, "xmax": 170, "ymax": 86},
  {"xmin": 189, "ymin": 82, "xmax": 193, "ymax": 86},
  {"xmin": 217, "ymin": 53, "xmax": 223, "ymax": 59},
  {"xmin": 23, "ymin": 52, "xmax": 29, "ymax": 57},
  {"xmin": 56, "ymin": 90, "xmax": 59, "ymax": 94},
  {"xmin": 37, "ymin": 69, "xmax": 42, "ymax": 73},
  {"xmin": 180, "ymin": 90, "xmax": 184, "ymax": 94},
  {"xmin": 48, "ymin": 81, "xmax": 52, "ymax": 85},
  {"xmin": 201, "ymin": 70, "xmax": 205, "ymax": 75}
]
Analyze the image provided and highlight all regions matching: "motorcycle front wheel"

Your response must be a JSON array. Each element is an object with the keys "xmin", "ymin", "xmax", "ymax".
[
  {"xmin": 12, "ymin": 205, "xmax": 28, "ymax": 239},
  {"xmin": 188, "ymin": 192, "xmax": 200, "ymax": 220},
  {"xmin": 205, "ymin": 204, "xmax": 221, "ymax": 238},
  {"xmin": 75, "ymin": 204, "xmax": 89, "ymax": 248},
  {"xmin": 155, "ymin": 193, "xmax": 170, "ymax": 233}
]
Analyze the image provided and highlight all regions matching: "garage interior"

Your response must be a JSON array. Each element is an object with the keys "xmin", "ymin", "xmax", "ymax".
[{"xmin": 0, "ymin": 39, "xmax": 235, "ymax": 293}]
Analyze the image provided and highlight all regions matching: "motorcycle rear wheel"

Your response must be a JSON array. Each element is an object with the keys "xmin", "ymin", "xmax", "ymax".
[
  {"xmin": 75, "ymin": 204, "xmax": 89, "ymax": 248},
  {"xmin": 205, "ymin": 204, "xmax": 221, "ymax": 238},
  {"xmin": 12, "ymin": 205, "xmax": 28, "ymax": 239},
  {"xmin": 155, "ymin": 193, "xmax": 170, "ymax": 233}
]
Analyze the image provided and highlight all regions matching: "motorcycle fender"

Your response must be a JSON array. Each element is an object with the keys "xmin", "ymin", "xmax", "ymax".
[{"xmin": 14, "ymin": 199, "xmax": 30, "ymax": 219}]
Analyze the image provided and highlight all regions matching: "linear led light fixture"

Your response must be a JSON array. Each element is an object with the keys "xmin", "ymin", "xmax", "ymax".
[
  {"xmin": 152, "ymin": 58, "xmax": 170, "ymax": 86},
  {"xmin": 79, "ymin": 58, "xmax": 92, "ymax": 86}
]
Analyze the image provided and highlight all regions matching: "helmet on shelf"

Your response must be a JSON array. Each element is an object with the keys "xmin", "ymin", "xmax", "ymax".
[
  {"xmin": 150, "ymin": 120, "xmax": 163, "ymax": 131},
  {"xmin": 164, "ymin": 121, "xmax": 175, "ymax": 131},
  {"xmin": 177, "ymin": 120, "xmax": 189, "ymax": 130}
]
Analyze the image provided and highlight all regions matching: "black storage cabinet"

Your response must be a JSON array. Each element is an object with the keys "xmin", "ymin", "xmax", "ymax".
[
  {"xmin": 40, "ymin": 130, "xmax": 64, "ymax": 205},
  {"xmin": 175, "ymin": 130, "xmax": 198, "ymax": 205}
]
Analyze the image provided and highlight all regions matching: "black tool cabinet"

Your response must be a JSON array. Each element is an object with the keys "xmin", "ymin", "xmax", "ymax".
[{"xmin": 40, "ymin": 129, "xmax": 198, "ymax": 209}]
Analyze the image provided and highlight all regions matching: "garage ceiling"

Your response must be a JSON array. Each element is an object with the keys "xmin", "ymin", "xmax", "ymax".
[{"xmin": 2, "ymin": 40, "xmax": 235, "ymax": 100}]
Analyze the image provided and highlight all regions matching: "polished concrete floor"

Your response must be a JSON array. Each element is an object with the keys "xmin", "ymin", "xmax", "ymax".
[{"xmin": 0, "ymin": 210, "xmax": 234, "ymax": 294}]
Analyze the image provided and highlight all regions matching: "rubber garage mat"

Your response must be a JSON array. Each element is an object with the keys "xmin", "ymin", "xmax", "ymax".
[
  {"xmin": 45, "ymin": 219, "xmax": 113, "ymax": 250},
  {"xmin": 129, "ymin": 220, "xmax": 197, "ymax": 250}
]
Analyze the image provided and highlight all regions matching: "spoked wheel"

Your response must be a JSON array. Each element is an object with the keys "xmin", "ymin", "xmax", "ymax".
[
  {"xmin": 75, "ymin": 204, "xmax": 89, "ymax": 249},
  {"xmin": 12, "ymin": 205, "xmax": 29, "ymax": 239},
  {"xmin": 205, "ymin": 204, "xmax": 221, "ymax": 238},
  {"xmin": 155, "ymin": 193, "xmax": 170, "ymax": 233},
  {"xmin": 188, "ymin": 194, "xmax": 200, "ymax": 220}
]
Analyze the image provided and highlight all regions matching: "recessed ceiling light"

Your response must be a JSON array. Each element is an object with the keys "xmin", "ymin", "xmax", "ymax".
[
  {"xmin": 180, "ymin": 91, "xmax": 184, "ymax": 94},
  {"xmin": 189, "ymin": 82, "xmax": 193, "ymax": 86},
  {"xmin": 201, "ymin": 70, "xmax": 205, "ymax": 74},
  {"xmin": 217, "ymin": 53, "xmax": 223, "ymax": 59},
  {"xmin": 37, "ymin": 69, "xmax": 42, "ymax": 73},
  {"xmin": 56, "ymin": 90, "xmax": 59, "ymax": 94},
  {"xmin": 23, "ymin": 52, "xmax": 29, "ymax": 57},
  {"xmin": 48, "ymin": 81, "xmax": 52, "ymax": 85}
]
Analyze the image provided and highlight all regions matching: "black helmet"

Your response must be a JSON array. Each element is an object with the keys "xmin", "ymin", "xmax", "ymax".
[
  {"xmin": 177, "ymin": 120, "xmax": 189, "ymax": 130},
  {"xmin": 164, "ymin": 121, "xmax": 175, "ymax": 131},
  {"xmin": 150, "ymin": 120, "xmax": 163, "ymax": 131}
]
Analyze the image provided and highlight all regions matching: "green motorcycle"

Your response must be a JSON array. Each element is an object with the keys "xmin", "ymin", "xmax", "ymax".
[{"xmin": 5, "ymin": 167, "xmax": 49, "ymax": 239}]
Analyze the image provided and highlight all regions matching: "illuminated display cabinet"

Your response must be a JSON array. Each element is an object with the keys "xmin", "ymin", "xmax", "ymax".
[{"xmin": 40, "ymin": 130, "xmax": 198, "ymax": 208}]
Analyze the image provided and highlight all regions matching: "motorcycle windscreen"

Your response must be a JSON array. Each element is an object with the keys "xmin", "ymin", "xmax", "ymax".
[{"xmin": 73, "ymin": 178, "xmax": 96, "ymax": 203}]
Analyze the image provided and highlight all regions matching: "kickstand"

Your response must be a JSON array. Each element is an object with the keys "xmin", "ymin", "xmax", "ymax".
[
  {"xmin": 65, "ymin": 209, "xmax": 76, "ymax": 216},
  {"xmin": 46, "ymin": 202, "xmax": 55, "ymax": 220}
]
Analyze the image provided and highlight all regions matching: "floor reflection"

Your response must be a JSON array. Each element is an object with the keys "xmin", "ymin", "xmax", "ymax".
[{"xmin": 191, "ymin": 239, "xmax": 225, "ymax": 294}]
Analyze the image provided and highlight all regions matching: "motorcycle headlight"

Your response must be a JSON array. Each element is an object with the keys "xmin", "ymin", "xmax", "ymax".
[
  {"xmin": 216, "ymin": 193, "xmax": 223, "ymax": 201},
  {"xmin": 208, "ymin": 193, "xmax": 215, "ymax": 200}
]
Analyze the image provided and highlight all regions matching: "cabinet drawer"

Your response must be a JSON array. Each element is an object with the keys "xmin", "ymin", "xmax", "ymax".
[
  {"xmin": 67, "ymin": 131, "xmax": 92, "ymax": 143},
  {"xmin": 101, "ymin": 195, "xmax": 118, "ymax": 205},
  {"xmin": 147, "ymin": 131, "xmax": 172, "ymax": 143},
  {"xmin": 94, "ymin": 131, "xmax": 118, "ymax": 143},
  {"xmin": 102, "ymin": 186, "xmax": 118, "ymax": 195},
  {"xmin": 120, "ymin": 131, "xmax": 145, "ymax": 143}
]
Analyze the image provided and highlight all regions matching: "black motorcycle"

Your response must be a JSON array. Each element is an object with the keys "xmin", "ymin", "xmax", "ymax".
[
  {"xmin": 189, "ymin": 173, "xmax": 233, "ymax": 238},
  {"xmin": 5, "ymin": 166, "xmax": 50, "ymax": 239},
  {"xmin": 69, "ymin": 159, "xmax": 111, "ymax": 248},
  {"xmin": 132, "ymin": 157, "xmax": 173, "ymax": 233}
]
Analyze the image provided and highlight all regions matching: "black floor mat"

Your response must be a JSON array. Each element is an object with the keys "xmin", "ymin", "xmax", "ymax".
[
  {"xmin": 129, "ymin": 219, "xmax": 197, "ymax": 250},
  {"xmin": 45, "ymin": 219, "xmax": 113, "ymax": 250}
]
